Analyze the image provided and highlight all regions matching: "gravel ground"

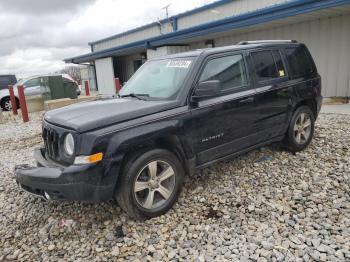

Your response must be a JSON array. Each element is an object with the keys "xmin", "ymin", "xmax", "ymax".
[{"xmin": 0, "ymin": 113, "xmax": 349, "ymax": 261}]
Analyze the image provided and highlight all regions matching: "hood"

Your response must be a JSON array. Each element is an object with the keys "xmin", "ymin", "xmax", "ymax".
[{"xmin": 44, "ymin": 98, "xmax": 179, "ymax": 132}]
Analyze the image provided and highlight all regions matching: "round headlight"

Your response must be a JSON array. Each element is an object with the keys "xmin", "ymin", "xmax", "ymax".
[{"xmin": 64, "ymin": 133, "xmax": 75, "ymax": 156}]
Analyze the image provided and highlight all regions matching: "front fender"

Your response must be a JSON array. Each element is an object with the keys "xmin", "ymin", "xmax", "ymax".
[{"xmin": 80, "ymin": 109, "xmax": 194, "ymax": 160}]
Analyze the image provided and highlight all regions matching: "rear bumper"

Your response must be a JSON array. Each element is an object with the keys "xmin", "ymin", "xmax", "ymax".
[
  {"xmin": 316, "ymin": 96, "xmax": 323, "ymax": 117},
  {"xmin": 15, "ymin": 148, "xmax": 119, "ymax": 202}
]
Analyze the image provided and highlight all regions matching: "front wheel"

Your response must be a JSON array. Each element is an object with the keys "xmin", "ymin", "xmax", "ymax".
[
  {"xmin": 1, "ymin": 97, "xmax": 12, "ymax": 111},
  {"xmin": 115, "ymin": 149, "xmax": 184, "ymax": 220},
  {"xmin": 284, "ymin": 105, "xmax": 315, "ymax": 152},
  {"xmin": 1, "ymin": 97, "xmax": 19, "ymax": 111}
]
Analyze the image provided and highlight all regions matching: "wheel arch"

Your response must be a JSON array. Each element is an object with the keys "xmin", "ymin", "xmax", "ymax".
[
  {"xmin": 119, "ymin": 134, "xmax": 195, "ymax": 178},
  {"xmin": 293, "ymin": 98, "xmax": 318, "ymax": 119}
]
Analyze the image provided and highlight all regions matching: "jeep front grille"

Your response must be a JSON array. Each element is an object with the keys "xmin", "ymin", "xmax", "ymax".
[{"xmin": 43, "ymin": 127, "xmax": 60, "ymax": 160}]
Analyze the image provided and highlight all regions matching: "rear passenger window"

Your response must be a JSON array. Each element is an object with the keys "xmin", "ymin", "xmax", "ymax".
[
  {"xmin": 199, "ymin": 54, "xmax": 247, "ymax": 92},
  {"xmin": 252, "ymin": 50, "xmax": 286, "ymax": 82},
  {"xmin": 285, "ymin": 46, "xmax": 315, "ymax": 78}
]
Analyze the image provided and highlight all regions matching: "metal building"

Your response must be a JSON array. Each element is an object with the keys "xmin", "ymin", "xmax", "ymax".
[{"xmin": 65, "ymin": 0, "xmax": 350, "ymax": 98}]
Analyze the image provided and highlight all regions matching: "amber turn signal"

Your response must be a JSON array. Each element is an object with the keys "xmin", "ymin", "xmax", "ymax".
[{"xmin": 74, "ymin": 152, "xmax": 103, "ymax": 165}]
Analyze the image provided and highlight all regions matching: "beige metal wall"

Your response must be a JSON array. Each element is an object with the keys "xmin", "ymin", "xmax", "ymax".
[
  {"xmin": 147, "ymin": 46, "xmax": 190, "ymax": 59},
  {"xmin": 80, "ymin": 65, "xmax": 97, "ymax": 91},
  {"xmin": 93, "ymin": 23, "xmax": 173, "ymax": 52},
  {"xmin": 95, "ymin": 57, "xmax": 115, "ymax": 95},
  {"xmin": 189, "ymin": 14, "xmax": 350, "ymax": 97},
  {"xmin": 92, "ymin": 0, "xmax": 288, "ymax": 52},
  {"xmin": 177, "ymin": 0, "xmax": 287, "ymax": 30}
]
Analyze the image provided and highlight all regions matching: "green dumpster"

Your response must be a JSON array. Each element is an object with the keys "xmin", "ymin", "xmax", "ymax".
[{"xmin": 41, "ymin": 75, "xmax": 77, "ymax": 100}]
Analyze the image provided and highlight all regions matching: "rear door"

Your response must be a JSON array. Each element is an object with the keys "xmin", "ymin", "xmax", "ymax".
[
  {"xmin": 189, "ymin": 51, "xmax": 259, "ymax": 165},
  {"xmin": 284, "ymin": 45, "xmax": 320, "ymax": 104},
  {"xmin": 249, "ymin": 48, "xmax": 291, "ymax": 142}
]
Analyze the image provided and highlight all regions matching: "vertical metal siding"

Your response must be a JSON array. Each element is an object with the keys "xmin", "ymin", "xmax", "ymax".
[
  {"xmin": 177, "ymin": 0, "xmax": 288, "ymax": 30},
  {"xmin": 92, "ymin": 0, "xmax": 288, "ymax": 52},
  {"xmin": 147, "ymin": 46, "xmax": 190, "ymax": 59},
  {"xmin": 167, "ymin": 45, "xmax": 190, "ymax": 54},
  {"xmin": 95, "ymin": 57, "xmax": 115, "ymax": 95},
  {"xmin": 189, "ymin": 14, "xmax": 350, "ymax": 97},
  {"xmin": 93, "ymin": 23, "xmax": 173, "ymax": 52}
]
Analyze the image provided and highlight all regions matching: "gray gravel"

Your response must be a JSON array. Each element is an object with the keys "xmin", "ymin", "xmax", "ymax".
[{"xmin": 0, "ymin": 113, "xmax": 349, "ymax": 261}]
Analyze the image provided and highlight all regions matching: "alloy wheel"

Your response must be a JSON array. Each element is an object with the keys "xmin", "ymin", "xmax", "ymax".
[
  {"xmin": 4, "ymin": 100, "xmax": 12, "ymax": 111},
  {"xmin": 134, "ymin": 160, "xmax": 176, "ymax": 210},
  {"xmin": 293, "ymin": 112, "xmax": 312, "ymax": 144}
]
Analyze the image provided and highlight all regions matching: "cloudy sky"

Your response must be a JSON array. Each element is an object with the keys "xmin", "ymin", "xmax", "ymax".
[{"xmin": 0, "ymin": 0, "xmax": 215, "ymax": 78}]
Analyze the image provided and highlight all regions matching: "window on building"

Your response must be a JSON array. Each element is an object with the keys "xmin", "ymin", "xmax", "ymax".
[
  {"xmin": 285, "ymin": 46, "xmax": 315, "ymax": 78},
  {"xmin": 199, "ymin": 54, "xmax": 247, "ymax": 92},
  {"xmin": 252, "ymin": 50, "xmax": 286, "ymax": 82}
]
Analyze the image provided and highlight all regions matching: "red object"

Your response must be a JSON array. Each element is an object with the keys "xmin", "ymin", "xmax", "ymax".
[
  {"xmin": 17, "ymin": 85, "xmax": 29, "ymax": 123},
  {"xmin": 84, "ymin": 80, "xmax": 90, "ymax": 96},
  {"xmin": 114, "ymin": 78, "xmax": 121, "ymax": 93},
  {"xmin": 8, "ymin": 85, "xmax": 18, "ymax": 115}
]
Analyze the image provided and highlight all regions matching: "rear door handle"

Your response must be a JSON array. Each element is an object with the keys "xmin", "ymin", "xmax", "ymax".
[{"xmin": 238, "ymin": 97, "xmax": 254, "ymax": 104}]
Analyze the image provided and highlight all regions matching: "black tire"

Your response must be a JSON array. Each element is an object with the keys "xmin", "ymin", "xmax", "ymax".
[
  {"xmin": 1, "ymin": 97, "xmax": 19, "ymax": 111},
  {"xmin": 284, "ymin": 105, "xmax": 315, "ymax": 152},
  {"xmin": 115, "ymin": 149, "xmax": 185, "ymax": 220},
  {"xmin": 1, "ymin": 97, "xmax": 11, "ymax": 111}
]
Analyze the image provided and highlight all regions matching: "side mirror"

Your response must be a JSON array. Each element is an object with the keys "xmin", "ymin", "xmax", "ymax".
[{"xmin": 192, "ymin": 80, "xmax": 221, "ymax": 101}]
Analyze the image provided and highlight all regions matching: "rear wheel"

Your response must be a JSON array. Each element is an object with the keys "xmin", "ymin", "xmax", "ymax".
[
  {"xmin": 115, "ymin": 149, "xmax": 184, "ymax": 220},
  {"xmin": 284, "ymin": 105, "xmax": 315, "ymax": 152}
]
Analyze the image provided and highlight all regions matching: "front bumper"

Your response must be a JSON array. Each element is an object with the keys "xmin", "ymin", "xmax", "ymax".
[{"xmin": 15, "ymin": 148, "xmax": 119, "ymax": 202}]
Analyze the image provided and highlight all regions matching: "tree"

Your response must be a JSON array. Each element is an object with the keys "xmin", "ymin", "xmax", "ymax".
[{"xmin": 60, "ymin": 66, "xmax": 82, "ymax": 83}]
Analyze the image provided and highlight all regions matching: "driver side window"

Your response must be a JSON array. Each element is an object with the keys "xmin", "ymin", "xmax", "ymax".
[
  {"xmin": 24, "ymin": 77, "xmax": 40, "ymax": 88},
  {"xmin": 199, "ymin": 54, "xmax": 248, "ymax": 93}
]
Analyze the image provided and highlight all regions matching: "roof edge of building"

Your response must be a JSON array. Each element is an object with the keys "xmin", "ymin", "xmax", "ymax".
[
  {"xmin": 87, "ymin": 0, "xmax": 233, "ymax": 46},
  {"xmin": 65, "ymin": 0, "xmax": 350, "ymax": 64}
]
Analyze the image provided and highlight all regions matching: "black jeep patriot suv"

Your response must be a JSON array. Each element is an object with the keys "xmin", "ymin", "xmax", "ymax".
[{"xmin": 16, "ymin": 40, "xmax": 322, "ymax": 219}]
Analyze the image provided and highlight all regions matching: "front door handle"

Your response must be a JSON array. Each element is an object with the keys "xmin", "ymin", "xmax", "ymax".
[{"xmin": 238, "ymin": 97, "xmax": 254, "ymax": 104}]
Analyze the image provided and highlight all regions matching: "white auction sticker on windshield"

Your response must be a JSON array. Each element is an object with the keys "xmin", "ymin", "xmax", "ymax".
[{"xmin": 166, "ymin": 60, "xmax": 192, "ymax": 68}]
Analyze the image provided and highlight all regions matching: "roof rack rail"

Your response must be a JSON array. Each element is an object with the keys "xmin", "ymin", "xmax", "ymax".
[{"xmin": 237, "ymin": 40, "xmax": 298, "ymax": 45}]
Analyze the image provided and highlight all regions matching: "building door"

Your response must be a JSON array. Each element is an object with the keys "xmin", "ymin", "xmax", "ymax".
[{"xmin": 95, "ymin": 57, "xmax": 115, "ymax": 95}]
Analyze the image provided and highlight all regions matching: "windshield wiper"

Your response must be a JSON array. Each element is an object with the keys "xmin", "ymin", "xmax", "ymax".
[{"xmin": 120, "ymin": 93, "xmax": 149, "ymax": 101}]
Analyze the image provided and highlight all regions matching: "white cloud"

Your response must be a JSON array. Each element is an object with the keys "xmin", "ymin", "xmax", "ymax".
[
  {"xmin": 0, "ymin": 0, "xmax": 216, "ymax": 78},
  {"xmin": 2, "ymin": 47, "xmax": 89, "ymax": 78}
]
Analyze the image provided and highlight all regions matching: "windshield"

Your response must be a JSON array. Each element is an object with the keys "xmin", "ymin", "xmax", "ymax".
[
  {"xmin": 15, "ymin": 77, "xmax": 30, "ymax": 86},
  {"xmin": 119, "ymin": 58, "xmax": 194, "ymax": 99}
]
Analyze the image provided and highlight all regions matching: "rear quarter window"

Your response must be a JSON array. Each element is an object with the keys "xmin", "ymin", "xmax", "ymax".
[
  {"xmin": 285, "ymin": 46, "xmax": 316, "ymax": 78},
  {"xmin": 251, "ymin": 50, "xmax": 286, "ymax": 82}
]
